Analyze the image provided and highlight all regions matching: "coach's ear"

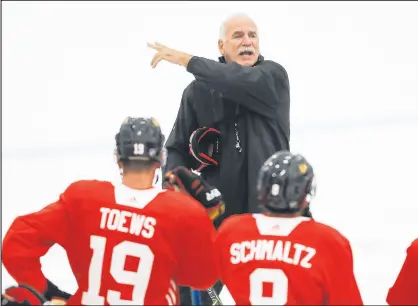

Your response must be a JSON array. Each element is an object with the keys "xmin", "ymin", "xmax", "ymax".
[{"xmin": 218, "ymin": 39, "xmax": 225, "ymax": 56}]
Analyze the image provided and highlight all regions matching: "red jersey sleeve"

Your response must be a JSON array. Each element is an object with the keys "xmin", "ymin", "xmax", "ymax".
[
  {"xmin": 387, "ymin": 238, "xmax": 418, "ymax": 305},
  {"xmin": 172, "ymin": 194, "xmax": 219, "ymax": 289},
  {"xmin": 325, "ymin": 236, "xmax": 363, "ymax": 305},
  {"xmin": 2, "ymin": 183, "xmax": 75, "ymax": 294}
]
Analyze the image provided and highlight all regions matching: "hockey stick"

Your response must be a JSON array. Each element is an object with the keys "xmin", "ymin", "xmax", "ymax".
[
  {"xmin": 206, "ymin": 286, "xmax": 223, "ymax": 305},
  {"xmin": 190, "ymin": 286, "xmax": 223, "ymax": 306},
  {"xmin": 191, "ymin": 288, "xmax": 202, "ymax": 306},
  {"xmin": 164, "ymin": 165, "xmax": 222, "ymax": 306},
  {"xmin": 188, "ymin": 168, "xmax": 224, "ymax": 306},
  {"xmin": 189, "ymin": 167, "xmax": 211, "ymax": 306}
]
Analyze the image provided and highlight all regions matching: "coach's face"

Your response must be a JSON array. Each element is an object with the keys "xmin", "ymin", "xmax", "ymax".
[{"xmin": 218, "ymin": 17, "xmax": 260, "ymax": 67}]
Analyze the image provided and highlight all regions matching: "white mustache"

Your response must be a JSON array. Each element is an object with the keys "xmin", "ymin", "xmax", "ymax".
[{"xmin": 238, "ymin": 46, "xmax": 255, "ymax": 54}]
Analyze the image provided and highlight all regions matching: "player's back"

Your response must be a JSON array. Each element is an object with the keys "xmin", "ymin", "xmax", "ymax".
[
  {"xmin": 62, "ymin": 180, "xmax": 217, "ymax": 305},
  {"xmin": 215, "ymin": 213, "xmax": 362, "ymax": 305}
]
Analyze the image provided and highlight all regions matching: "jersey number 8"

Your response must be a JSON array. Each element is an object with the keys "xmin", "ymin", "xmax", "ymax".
[{"xmin": 250, "ymin": 268, "xmax": 288, "ymax": 305}]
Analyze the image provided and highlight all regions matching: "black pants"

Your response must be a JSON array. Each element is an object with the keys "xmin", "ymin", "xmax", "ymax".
[{"xmin": 179, "ymin": 281, "xmax": 223, "ymax": 305}]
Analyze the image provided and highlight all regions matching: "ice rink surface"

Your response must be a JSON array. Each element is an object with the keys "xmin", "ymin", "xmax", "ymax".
[{"xmin": 2, "ymin": 1, "xmax": 418, "ymax": 304}]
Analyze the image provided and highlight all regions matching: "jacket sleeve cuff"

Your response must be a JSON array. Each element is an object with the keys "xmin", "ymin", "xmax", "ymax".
[{"xmin": 186, "ymin": 56, "xmax": 202, "ymax": 74}]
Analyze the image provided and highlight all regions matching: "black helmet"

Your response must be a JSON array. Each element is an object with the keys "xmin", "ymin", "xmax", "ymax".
[
  {"xmin": 257, "ymin": 151, "xmax": 316, "ymax": 214},
  {"xmin": 115, "ymin": 117, "xmax": 165, "ymax": 165}
]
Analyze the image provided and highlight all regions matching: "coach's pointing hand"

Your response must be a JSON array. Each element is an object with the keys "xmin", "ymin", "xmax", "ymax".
[{"xmin": 147, "ymin": 42, "xmax": 193, "ymax": 68}]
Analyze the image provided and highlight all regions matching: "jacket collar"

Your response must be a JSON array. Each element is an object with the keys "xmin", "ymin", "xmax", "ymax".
[{"xmin": 218, "ymin": 54, "xmax": 264, "ymax": 66}]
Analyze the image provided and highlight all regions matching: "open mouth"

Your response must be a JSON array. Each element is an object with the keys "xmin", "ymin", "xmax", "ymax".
[
  {"xmin": 239, "ymin": 51, "xmax": 254, "ymax": 56},
  {"xmin": 238, "ymin": 47, "xmax": 255, "ymax": 57}
]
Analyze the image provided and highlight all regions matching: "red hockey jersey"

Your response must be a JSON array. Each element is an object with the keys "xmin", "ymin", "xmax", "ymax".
[
  {"xmin": 215, "ymin": 214, "xmax": 363, "ymax": 305},
  {"xmin": 2, "ymin": 180, "xmax": 219, "ymax": 305}
]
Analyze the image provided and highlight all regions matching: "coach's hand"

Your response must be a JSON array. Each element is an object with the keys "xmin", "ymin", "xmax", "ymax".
[
  {"xmin": 164, "ymin": 166, "xmax": 225, "ymax": 220},
  {"xmin": 147, "ymin": 42, "xmax": 193, "ymax": 69}
]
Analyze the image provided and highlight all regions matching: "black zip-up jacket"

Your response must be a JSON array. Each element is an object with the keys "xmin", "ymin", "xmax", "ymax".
[{"xmin": 163, "ymin": 55, "xmax": 290, "ymax": 228}]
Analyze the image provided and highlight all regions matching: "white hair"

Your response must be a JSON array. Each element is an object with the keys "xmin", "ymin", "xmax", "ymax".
[{"xmin": 218, "ymin": 13, "xmax": 257, "ymax": 41}]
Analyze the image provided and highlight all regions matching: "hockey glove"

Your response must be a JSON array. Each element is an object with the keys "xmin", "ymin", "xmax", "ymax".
[
  {"xmin": 2, "ymin": 280, "xmax": 71, "ymax": 306},
  {"xmin": 164, "ymin": 166, "xmax": 225, "ymax": 221},
  {"xmin": 2, "ymin": 284, "xmax": 47, "ymax": 305}
]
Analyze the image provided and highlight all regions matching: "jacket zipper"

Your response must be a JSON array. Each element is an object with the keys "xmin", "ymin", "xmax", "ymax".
[{"xmin": 234, "ymin": 105, "xmax": 243, "ymax": 153}]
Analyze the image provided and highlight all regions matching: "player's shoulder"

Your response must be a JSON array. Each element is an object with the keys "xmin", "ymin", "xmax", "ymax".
[
  {"xmin": 157, "ymin": 190, "xmax": 215, "ymax": 232},
  {"xmin": 307, "ymin": 220, "xmax": 352, "ymax": 249},
  {"xmin": 218, "ymin": 213, "xmax": 255, "ymax": 234},
  {"xmin": 215, "ymin": 214, "xmax": 255, "ymax": 246},
  {"xmin": 63, "ymin": 179, "xmax": 113, "ymax": 200},
  {"xmin": 407, "ymin": 238, "xmax": 418, "ymax": 254},
  {"xmin": 223, "ymin": 213, "xmax": 254, "ymax": 225},
  {"xmin": 64, "ymin": 179, "xmax": 113, "ymax": 193},
  {"xmin": 158, "ymin": 189, "xmax": 209, "ymax": 216}
]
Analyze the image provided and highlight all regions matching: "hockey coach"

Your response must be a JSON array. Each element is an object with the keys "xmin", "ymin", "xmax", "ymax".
[
  {"xmin": 148, "ymin": 13, "xmax": 291, "ymax": 224},
  {"xmin": 148, "ymin": 13, "xmax": 291, "ymax": 304}
]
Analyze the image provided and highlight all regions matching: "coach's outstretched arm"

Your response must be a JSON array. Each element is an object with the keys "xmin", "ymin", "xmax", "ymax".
[
  {"xmin": 147, "ymin": 42, "xmax": 289, "ymax": 119},
  {"xmin": 186, "ymin": 57, "xmax": 289, "ymax": 118}
]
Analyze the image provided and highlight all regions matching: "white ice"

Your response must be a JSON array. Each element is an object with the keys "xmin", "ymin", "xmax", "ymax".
[{"xmin": 2, "ymin": 2, "xmax": 418, "ymax": 304}]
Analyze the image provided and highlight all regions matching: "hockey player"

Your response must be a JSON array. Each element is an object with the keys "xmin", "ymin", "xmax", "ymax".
[
  {"xmin": 2, "ymin": 117, "xmax": 224, "ymax": 305},
  {"xmin": 213, "ymin": 151, "xmax": 363, "ymax": 305},
  {"xmin": 386, "ymin": 238, "xmax": 418, "ymax": 305}
]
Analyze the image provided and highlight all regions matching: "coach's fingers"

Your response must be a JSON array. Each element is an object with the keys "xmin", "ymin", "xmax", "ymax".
[
  {"xmin": 151, "ymin": 53, "xmax": 164, "ymax": 68},
  {"xmin": 147, "ymin": 41, "xmax": 163, "ymax": 52},
  {"xmin": 154, "ymin": 41, "xmax": 169, "ymax": 49}
]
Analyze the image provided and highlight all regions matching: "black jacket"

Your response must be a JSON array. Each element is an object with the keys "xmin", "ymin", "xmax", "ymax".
[{"xmin": 164, "ymin": 55, "xmax": 290, "ymax": 227}]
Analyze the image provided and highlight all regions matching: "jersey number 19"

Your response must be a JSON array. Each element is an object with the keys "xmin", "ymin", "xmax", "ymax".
[{"xmin": 81, "ymin": 235, "xmax": 154, "ymax": 305}]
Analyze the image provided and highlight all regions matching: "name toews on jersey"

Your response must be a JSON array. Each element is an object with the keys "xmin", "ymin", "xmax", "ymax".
[{"xmin": 99, "ymin": 207, "xmax": 156, "ymax": 239}]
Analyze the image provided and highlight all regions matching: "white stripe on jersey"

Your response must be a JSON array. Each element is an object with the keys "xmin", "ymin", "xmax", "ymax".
[
  {"xmin": 168, "ymin": 279, "xmax": 177, "ymax": 304},
  {"xmin": 164, "ymin": 279, "xmax": 177, "ymax": 305},
  {"xmin": 165, "ymin": 294, "xmax": 173, "ymax": 305}
]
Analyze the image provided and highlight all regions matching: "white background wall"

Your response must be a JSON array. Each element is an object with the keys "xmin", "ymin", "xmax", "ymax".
[{"xmin": 2, "ymin": 1, "xmax": 418, "ymax": 304}]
